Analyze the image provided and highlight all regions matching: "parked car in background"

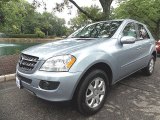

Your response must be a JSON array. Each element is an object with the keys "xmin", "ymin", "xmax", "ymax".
[
  {"xmin": 16, "ymin": 19, "xmax": 157, "ymax": 115},
  {"xmin": 156, "ymin": 40, "xmax": 160, "ymax": 54}
]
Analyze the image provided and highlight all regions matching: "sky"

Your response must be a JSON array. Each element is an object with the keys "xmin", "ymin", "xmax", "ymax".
[{"xmin": 27, "ymin": 0, "xmax": 117, "ymax": 24}]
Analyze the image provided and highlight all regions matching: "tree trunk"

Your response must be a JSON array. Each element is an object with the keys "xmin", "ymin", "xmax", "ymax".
[
  {"xmin": 99, "ymin": 0, "xmax": 113, "ymax": 20},
  {"xmin": 69, "ymin": 0, "xmax": 113, "ymax": 21},
  {"xmin": 47, "ymin": 30, "xmax": 48, "ymax": 37},
  {"xmin": 69, "ymin": 0, "xmax": 99, "ymax": 21},
  {"xmin": 21, "ymin": 25, "xmax": 23, "ymax": 34}
]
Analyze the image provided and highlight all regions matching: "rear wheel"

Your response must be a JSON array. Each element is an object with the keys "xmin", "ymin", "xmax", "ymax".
[
  {"xmin": 142, "ymin": 55, "xmax": 155, "ymax": 76},
  {"xmin": 75, "ymin": 69, "xmax": 109, "ymax": 115}
]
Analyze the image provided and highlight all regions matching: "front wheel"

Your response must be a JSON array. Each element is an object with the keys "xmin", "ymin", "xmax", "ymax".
[
  {"xmin": 142, "ymin": 55, "xmax": 155, "ymax": 76},
  {"xmin": 75, "ymin": 69, "xmax": 109, "ymax": 115}
]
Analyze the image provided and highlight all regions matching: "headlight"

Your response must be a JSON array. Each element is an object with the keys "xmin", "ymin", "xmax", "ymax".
[{"xmin": 40, "ymin": 55, "xmax": 76, "ymax": 72}]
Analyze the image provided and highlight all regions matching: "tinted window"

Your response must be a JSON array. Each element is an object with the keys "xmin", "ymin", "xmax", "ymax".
[
  {"xmin": 122, "ymin": 23, "xmax": 137, "ymax": 38},
  {"xmin": 69, "ymin": 21, "xmax": 122, "ymax": 38},
  {"xmin": 137, "ymin": 24, "xmax": 150, "ymax": 40}
]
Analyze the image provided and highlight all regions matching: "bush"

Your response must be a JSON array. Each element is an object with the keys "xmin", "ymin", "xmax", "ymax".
[
  {"xmin": 5, "ymin": 34, "xmax": 38, "ymax": 38},
  {"xmin": 35, "ymin": 28, "xmax": 45, "ymax": 38},
  {"xmin": 35, "ymin": 31, "xmax": 45, "ymax": 38}
]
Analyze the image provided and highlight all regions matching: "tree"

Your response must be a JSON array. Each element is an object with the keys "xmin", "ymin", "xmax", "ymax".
[
  {"xmin": 69, "ymin": 5, "xmax": 102, "ymax": 30},
  {"xmin": 33, "ymin": 0, "xmax": 114, "ymax": 21},
  {"xmin": 38, "ymin": 12, "xmax": 53, "ymax": 36},
  {"xmin": 22, "ymin": 9, "xmax": 39, "ymax": 34},
  {"xmin": 38, "ymin": 12, "xmax": 67, "ymax": 36},
  {"xmin": 0, "ymin": 0, "xmax": 20, "ymax": 23},
  {"xmin": 67, "ymin": 0, "xmax": 112, "ymax": 20},
  {"xmin": 0, "ymin": 0, "xmax": 36, "ymax": 34},
  {"xmin": 0, "ymin": 0, "xmax": 67, "ymax": 36},
  {"xmin": 112, "ymin": 0, "xmax": 160, "ymax": 39}
]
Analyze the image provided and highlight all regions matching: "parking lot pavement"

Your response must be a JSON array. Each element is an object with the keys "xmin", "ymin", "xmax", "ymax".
[{"xmin": 1, "ymin": 58, "xmax": 160, "ymax": 120}]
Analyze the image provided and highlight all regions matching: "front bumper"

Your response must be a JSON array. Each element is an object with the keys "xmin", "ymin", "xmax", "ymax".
[{"xmin": 16, "ymin": 70, "xmax": 82, "ymax": 101}]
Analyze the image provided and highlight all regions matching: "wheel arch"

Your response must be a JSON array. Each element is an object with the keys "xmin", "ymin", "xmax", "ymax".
[
  {"xmin": 72, "ymin": 62, "xmax": 113, "ymax": 100},
  {"xmin": 152, "ymin": 51, "xmax": 157, "ymax": 61}
]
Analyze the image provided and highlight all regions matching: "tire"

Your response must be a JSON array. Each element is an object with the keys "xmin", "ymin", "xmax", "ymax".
[
  {"xmin": 142, "ymin": 55, "xmax": 155, "ymax": 76},
  {"xmin": 75, "ymin": 69, "xmax": 109, "ymax": 115}
]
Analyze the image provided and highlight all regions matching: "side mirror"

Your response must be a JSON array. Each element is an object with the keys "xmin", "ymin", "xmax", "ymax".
[{"xmin": 121, "ymin": 36, "xmax": 136, "ymax": 44}]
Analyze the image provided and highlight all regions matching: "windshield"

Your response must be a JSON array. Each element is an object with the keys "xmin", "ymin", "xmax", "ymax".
[{"xmin": 69, "ymin": 21, "xmax": 122, "ymax": 38}]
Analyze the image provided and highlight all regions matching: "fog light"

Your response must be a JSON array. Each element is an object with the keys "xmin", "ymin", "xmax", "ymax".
[{"xmin": 39, "ymin": 80, "xmax": 60, "ymax": 90}]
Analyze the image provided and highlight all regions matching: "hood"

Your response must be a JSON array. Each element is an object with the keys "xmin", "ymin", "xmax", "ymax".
[{"xmin": 22, "ymin": 38, "xmax": 100, "ymax": 60}]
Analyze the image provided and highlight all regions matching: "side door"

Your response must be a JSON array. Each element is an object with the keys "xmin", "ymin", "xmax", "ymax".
[
  {"xmin": 135, "ymin": 23, "xmax": 153, "ymax": 67},
  {"xmin": 116, "ymin": 22, "xmax": 143, "ymax": 79}
]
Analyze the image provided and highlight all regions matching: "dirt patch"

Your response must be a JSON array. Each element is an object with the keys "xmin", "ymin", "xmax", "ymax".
[{"xmin": 0, "ymin": 54, "xmax": 19, "ymax": 75}]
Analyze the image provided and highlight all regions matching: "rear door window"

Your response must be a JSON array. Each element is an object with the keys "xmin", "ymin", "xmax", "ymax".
[{"xmin": 137, "ymin": 24, "xmax": 150, "ymax": 40}]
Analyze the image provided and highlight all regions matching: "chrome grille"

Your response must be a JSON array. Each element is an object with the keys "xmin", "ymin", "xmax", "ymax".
[{"xmin": 19, "ymin": 54, "xmax": 39, "ymax": 71}]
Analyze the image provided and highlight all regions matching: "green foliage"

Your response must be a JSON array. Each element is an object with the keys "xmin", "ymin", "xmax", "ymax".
[
  {"xmin": 36, "ymin": 12, "xmax": 67, "ymax": 37},
  {"xmin": 69, "ymin": 5, "xmax": 102, "ymax": 31},
  {"xmin": 5, "ymin": 34, "xmax": 38, "ymax": 38},
  {"xmin": 35, "ymin": 28, "xmax": 45, "ymax": 38},
  {"xmin": 52, "ymin": 0, "xmax": 113, "ymax": 20},
  {"xmin": 112, "ymin": 0, "xmax": 160, "ymax": 39},
  {"xmin": 0, "ymin": 0, "xmax": 19, "ymax": 2},
  {"xmin": 0, "ymin": 0, "xmax": 67, "ymax": 37},
  {"xmin": 0, "ymin": 0, "xmax": 36, "ymax": 34}
]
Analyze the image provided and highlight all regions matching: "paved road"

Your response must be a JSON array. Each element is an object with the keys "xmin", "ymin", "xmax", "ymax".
[{"xmin": 1, "ymin": 58, "xmax": 160, "ymax": 120}]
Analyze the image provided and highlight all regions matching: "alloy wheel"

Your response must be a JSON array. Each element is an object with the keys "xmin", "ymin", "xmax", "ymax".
[
  {"xmin": 149, "ymin": 58, "xmax": 154, "ymax": 73},
  {"xmin": 85, "ymin": 77, "xmax": 106, "ymax": 108}
]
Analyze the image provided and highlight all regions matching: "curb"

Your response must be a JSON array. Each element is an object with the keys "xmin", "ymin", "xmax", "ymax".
[{"xmin": 0, "ymin": 73, "xmax": 16, "ymax": 83}]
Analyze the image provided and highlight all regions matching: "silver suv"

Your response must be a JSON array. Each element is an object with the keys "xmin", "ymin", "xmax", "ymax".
[{"xmin": 16, "ymin": 19, "xmax": 157, "ymax": 115}]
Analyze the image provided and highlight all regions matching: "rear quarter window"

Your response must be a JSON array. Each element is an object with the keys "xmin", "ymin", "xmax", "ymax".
[{"xmin": 137, "ymin": 24, "xmax": 150, "ymax": 40}]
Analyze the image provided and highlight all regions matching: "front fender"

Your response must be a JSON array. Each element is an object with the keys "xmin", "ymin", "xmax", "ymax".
[
  {"xmin": 70, "ymin": 51, "xmax": 117, "ymax": 81},
  {"xmin": 69, "ymin": 51, "xmax": 118, "ymax": 99}
]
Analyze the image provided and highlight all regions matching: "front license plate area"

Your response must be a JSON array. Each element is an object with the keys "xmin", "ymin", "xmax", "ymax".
[{"xmin": 16, "ymin": 77, "xmax": 22, "ymax": 89}]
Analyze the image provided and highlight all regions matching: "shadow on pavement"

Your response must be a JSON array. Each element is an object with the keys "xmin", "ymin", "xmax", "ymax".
[{"xmin": 1, "ymin": 58, "xmax": 160, "ymax": 120}]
